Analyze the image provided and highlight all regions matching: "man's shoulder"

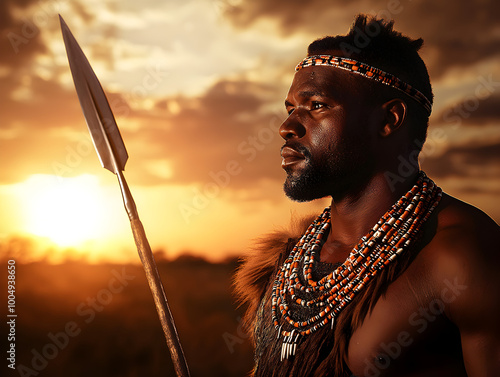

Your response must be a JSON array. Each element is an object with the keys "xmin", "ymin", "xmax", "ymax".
[
  {"xmin": 436, "ymin": 193, "xmax": 498, "ymax": 230},
  {"xmin": 418, "ymin": 193, "xmax": 500, "ymax": 320},
  {"xmin": 429, "ymin": 193, "xmax": 499, "ymax": 258},
  {"xmin": 422, "ymin": 193, "xmax": 500, "ymax": 273}
]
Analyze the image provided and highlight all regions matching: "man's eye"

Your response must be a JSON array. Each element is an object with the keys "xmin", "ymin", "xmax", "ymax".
[
  {"xmin": 287, "ymin": 108, "xmax": 295, "ymax": 115},
  {"xmin": 311, "ymin": 102, "xmax": 325, "ymax": 110}
]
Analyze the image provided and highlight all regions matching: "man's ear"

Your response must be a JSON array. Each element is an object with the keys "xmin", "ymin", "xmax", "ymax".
[{"xmin": 379, "ymin": 99, "xmax": 407, "ymax": 137}]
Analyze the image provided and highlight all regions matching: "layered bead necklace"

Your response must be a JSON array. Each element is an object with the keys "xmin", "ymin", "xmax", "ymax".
[{"xmin": 271, "ymin": 171, "xmax": 442, "ymax": 360}]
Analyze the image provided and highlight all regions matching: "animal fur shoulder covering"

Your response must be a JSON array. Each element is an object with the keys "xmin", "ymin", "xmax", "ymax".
[{"xmin": 233, "ymin": 215, "xmax": 316, "ymax": 338}]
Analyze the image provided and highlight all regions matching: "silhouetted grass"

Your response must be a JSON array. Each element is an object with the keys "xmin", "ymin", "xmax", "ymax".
[{"xmin": 4, "ymin": 250, "xmax": 253, "ymax": 377}]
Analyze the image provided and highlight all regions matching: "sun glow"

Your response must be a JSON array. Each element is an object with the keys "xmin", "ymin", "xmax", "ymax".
[{"xmin": 20, "ymin": 174, "xmax": 115, "ymax": 247}]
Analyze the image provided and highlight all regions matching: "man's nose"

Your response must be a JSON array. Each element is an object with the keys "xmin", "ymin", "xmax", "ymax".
[{"xmin": 279, "ymin": 111, "xmax": 306, "ymax": 140}]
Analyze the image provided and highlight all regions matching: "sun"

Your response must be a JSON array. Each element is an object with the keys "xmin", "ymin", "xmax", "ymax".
[{"xmin": 20, "ymin": 174, "xmax": 110, "ymax": 247}]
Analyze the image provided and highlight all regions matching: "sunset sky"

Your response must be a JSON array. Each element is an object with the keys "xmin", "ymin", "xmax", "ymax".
[{"xmin": 1, "ymin": 0, "xmax": 499, "ymax": 263}]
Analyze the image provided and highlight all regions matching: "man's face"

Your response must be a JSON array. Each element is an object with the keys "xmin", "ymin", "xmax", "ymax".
[{"xmin": 280, "ymin": 66, "xmax": 379, "ymax": 202}]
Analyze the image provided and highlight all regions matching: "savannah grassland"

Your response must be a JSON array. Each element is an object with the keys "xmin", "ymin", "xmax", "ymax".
[{"xmin": 3, "ymin": 239, "xmax": 254, "ymax": 377}]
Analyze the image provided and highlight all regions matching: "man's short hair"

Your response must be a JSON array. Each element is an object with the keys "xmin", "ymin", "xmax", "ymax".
[{"xmin": 308, "ymin": 14, "xmax": 433, "ymax": 151}]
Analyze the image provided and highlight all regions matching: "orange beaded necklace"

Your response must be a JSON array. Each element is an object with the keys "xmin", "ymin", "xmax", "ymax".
[{"xmin": 271, "ymin": 171, "xmax": 442, "ymax": 360}]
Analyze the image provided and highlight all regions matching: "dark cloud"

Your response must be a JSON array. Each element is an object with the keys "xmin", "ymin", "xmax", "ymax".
[
  {"xmin": 406, "ymin": 1, "xmax": 500, "ymax": 78},
  {"xmin": 0, "ymin": 75, "xmax": 82, "ymax": 131},
  {"xmin": 436, "ymin": 93, "xmax": 500, "ymax": 127},
  {"xmin": 422, "ymin": 141, "xmax": 500, "ymax": 182},
  {"xmin": 223, "ymin": 0, "xmax": 500, "ymax": 79},
  {"xmin": 223, "ymin": 0, "xmax": 357, "ymax": 35},
  {"xmin": 0, "ymin": 0, "xmax": 40, "ymax": 29},
  {"xmin": 0, "ymin": 72, "xmax": 107, "ymax": 184},
  {"xmin": 0, "ymin": 0, "xmax": 101, "ymax": 74},
  {"xmin": 123, "ymin": 78, "xmax": 286, "ymax": 187},
  {"xmin": 0, "ymin": 0, "xmax": 47, "ymax": 67}
]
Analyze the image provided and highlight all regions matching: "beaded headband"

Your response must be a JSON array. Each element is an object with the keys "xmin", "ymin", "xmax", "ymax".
[{"xmin": 295, "ymin": 55, "xmax": 432, "ymax": 115}]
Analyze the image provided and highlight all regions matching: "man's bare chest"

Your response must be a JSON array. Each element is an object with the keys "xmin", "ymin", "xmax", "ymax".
[{"xmin": 346, "ymin": 269, "xmax": 467, "ymax": 377}]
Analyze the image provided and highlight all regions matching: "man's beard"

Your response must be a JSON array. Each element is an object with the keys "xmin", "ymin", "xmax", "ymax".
[
  {"xmin": 283, "ymin": 155, "xmax": 328, "ymax": 202},
  {"xmin": 283, "ymin": 142, "xmax": 371, "ymax": 202}
]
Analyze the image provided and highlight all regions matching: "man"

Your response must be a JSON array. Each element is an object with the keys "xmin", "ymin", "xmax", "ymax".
[{"xmin": 235, "ymin": 14, "xmax": 500, "ymax": 377}]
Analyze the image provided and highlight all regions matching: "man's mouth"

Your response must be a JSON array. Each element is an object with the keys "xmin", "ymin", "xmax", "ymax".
[{"xmin": 281, "ymin": 146, "xmax": 305, "ymax": 169}]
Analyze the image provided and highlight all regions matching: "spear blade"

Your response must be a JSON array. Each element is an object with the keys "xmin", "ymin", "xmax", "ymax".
[
  {"xmin": 59, "ymin": 15, "xmax": 190, "ymax": 377},
  {"xmin": 59, "ymin": 15, "xmax": 128, "ymax": 174}
]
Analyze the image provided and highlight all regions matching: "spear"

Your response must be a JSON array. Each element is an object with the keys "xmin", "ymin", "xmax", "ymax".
[{"xmin": 59, "ymin": 15, "xmax": 190, "ymax": 377}]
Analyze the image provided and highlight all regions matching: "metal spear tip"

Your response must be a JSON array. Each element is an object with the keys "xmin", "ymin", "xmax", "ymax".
[
  {"xmin": 58, "ymin": 14, "xmax": 66, "ymax": 27},
  {"xmin": 59, "ymin": 15, "xmax": 128, "ymax": 174}
]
